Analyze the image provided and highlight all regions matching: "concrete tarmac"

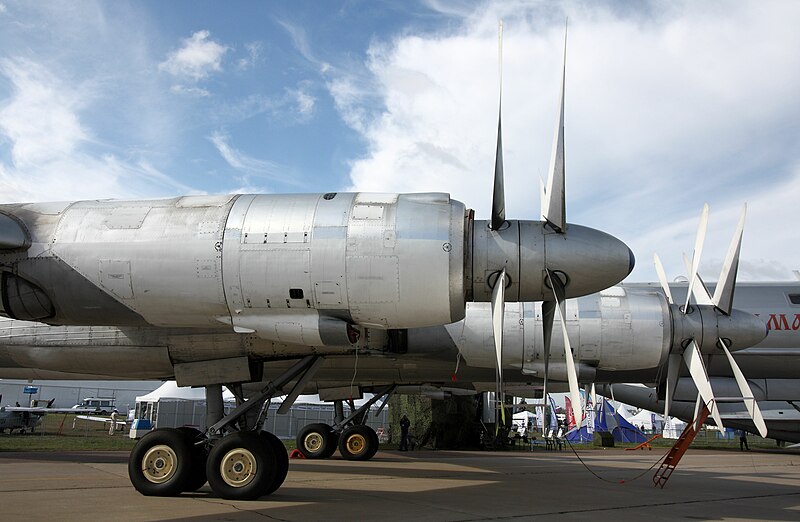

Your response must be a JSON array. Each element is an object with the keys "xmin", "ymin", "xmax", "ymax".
[{"xmin": 1, "ymin": 447, "xmax": 799, "ymax": 521}]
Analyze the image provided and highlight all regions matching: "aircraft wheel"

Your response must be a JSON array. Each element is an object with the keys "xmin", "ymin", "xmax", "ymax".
[
  {"xmin": 338, "ymin": 425, "xmax": 379, "ymax": 461},
  {"xmin": 206, "ymin": 431, "xmax": 277, "ymax": 500},
  {"xmin": 128, "ymin": 428, "xmax": 193, "ymax": 496},
  {"xmin": 260, "ymin": 431, "xmax": 289, "ymax": 495},
  {"xmin": 176, "ymin": 427, "xmax": 208, "ymax": 492},
  {"xmin": 297, "ymin": 423, "xmax": 337, "ymax": 459}
]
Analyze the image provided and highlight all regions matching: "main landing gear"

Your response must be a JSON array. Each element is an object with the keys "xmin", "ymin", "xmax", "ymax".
[
  {"xmin": 128, "ymin": 356, "xmax": 311, "ymax": 500},
  {"xmin": 295, "ymin": 386, "xmax": 393, "ymax": 461}
]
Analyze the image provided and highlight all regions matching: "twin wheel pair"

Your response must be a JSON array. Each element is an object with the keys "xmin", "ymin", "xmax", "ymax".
[
  {"xmin": 296, "ymin": 423, "xmax": 380, "ymax": 460},
  {"xmin": 128, "ymin": 427, "xmax": 289, "ymax": 501}
]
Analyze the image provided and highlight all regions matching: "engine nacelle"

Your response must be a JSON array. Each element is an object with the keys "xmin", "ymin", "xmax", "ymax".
[
  {"xmin": 0, "ymin": 192, "xmax": 634, "ymax": 344},
  {"xmin": 0, "ymin": 194, "xmax": 467, "ymax": 333}
]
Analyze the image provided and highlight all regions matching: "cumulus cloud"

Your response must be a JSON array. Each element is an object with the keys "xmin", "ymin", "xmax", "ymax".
[
  {"xmin": 327, "ymin": 1, "xmax": 800, "ymax": 281},
  {"xmin": 159, "ymin": 30, "xmax": 229, "ymax": 96}
]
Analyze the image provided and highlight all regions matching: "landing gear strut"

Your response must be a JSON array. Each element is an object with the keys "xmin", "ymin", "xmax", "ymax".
[
  {"xmin": 294, "ymin": 385, "xmax": 394, "ymax": 460},
  {"xmin": 128, "ymin": 355, "xmax": 321, "ymax": 500}
]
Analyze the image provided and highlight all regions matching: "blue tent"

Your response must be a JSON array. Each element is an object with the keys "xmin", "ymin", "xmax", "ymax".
[
  {"xmin": 595, "ymin": 399, "xmax": 647, "ymax": 443},
  {"xmin": 565, "ymin": 424, "xmax": 593, "ymax": 443},
  {"xmin": 565, "ymin": 399, "xmax": 647, "ymax": 444}
]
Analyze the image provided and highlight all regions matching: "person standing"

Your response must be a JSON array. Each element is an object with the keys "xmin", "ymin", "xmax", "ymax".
[
  {"xmin": 399, "ymin": 414, "xmax": 410, "ymax": 451},
  {"xmin": 739, "ymin": 429, "xmax": 750, "ymax": 451},
  {"xmin": 109, "ymin": 409, "xmax": 118, "ymax": 435}
]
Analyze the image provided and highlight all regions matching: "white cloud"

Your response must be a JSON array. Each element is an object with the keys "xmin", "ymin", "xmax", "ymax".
[
  {"xmin": 328, "ymin": 1, "xmax": 800, "ymax": 281},
  {"xmin": 288, "ymin": 84, "xmax": 315, "ymax": 121},
  {"xmin": 170, "ymin": 84, "xmax": 210, "ymax": 97},
  {"xmin": 0, "ymin": 59, "xmax": 195, "ymax": 202},
  {"xmin": 237, "ymin": 41, "xmax": 262, "ymax": 70},
  {"xmin": 0, "ymin": 59, "xmax": 87, "ymax": 167},
  {"xmin": 0, "ymin": 4, "xmax": 7, "ymax": 14},
  {"xmin": 209, "ymin": 131, "xmax": 278, "ymax": 173},
  {"xmin": 159, "ymin": 30, "xmax": 229, "ymax": 81},
  {"xmin": 209, "ymin": 131, "xmax": 310, "ymax": 191}
]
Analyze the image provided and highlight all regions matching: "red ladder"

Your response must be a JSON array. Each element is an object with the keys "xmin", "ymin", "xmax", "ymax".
[{"xmin": 653, "ymin": 405, "xmax": 710, "ymax": 488}]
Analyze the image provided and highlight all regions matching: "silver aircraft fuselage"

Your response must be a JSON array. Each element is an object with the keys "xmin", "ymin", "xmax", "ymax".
[{"xmin": 0, "ymin": 282, "xmax": 796, "ymax": 395}]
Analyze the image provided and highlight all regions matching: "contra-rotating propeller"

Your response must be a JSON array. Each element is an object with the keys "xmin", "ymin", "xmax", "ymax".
[
  {"xmin": 488, "ymin": 21, "xmax": 583, "ymax": 430},
  {"xmin": 654, "ymin": 203, "xmax": 768, "ymax": 438}
]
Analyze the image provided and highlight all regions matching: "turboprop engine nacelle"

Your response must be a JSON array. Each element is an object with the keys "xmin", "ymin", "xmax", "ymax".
[{"xmin": 0, "ymin": 192, "xmax": 632, "ymax": 343}]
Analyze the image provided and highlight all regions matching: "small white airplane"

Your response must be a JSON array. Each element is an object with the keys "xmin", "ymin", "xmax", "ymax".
[{"xmin": 0, "ymin": 395, "xmax": 94, "ymax": 433}]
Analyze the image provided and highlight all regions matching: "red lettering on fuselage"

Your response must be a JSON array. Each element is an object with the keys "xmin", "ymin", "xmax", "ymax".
[{"xmin": 766, "ymin": 313, "xmax": 800, "ymax": 331}]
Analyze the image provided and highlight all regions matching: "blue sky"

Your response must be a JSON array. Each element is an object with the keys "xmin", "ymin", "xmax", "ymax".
[{"xmin": 0, "ymin": 0, "xmax": 798, "ymax": 282}]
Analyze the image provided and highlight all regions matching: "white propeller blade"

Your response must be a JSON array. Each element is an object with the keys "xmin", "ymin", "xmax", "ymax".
[
  {"xmin": 713, "ymin": 204, "xmax": 746, "ymax": 315},
  {"xmin": 491, "ymin": 268, "xmax": 506, "ymax": 424},
  {"xmin": 664, "ymin": 352, "xmax": 681, "ymax": 419},
  {"xmin": 720, "ymin": 340, "xmax": 768, "ymax": 437},
  {"xmin": 682, "ymin": 253, "xmax": 714, "ymax": 306},
  {"xmin": 542, "ymin": 27, "xmax": 567, "ymax": 233},
  {"xmin": 683, "ymin": 340, "xmax": 724, "ymax": 431},
  {"xmin": 558, "ymin": 305, "xmax": 583, "ymax": 426},
  {"xmin": 653, "ymin": 253, "xmax": 674, "ymax": 305},
  {"xmin": 684, "ymin": 203, "xmax": 709, "ymax": 311},
  {"xmin": 548, "ymin": 271, "xmax": 582, "ymax": 427}
]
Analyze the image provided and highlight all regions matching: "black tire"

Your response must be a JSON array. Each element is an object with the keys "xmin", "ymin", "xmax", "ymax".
[
  {"xmin": 206, "ymin": 431, "xmax": 277, "ymax": 500},
  {"xmin": 364, "ymin": 426, "xmax": 380, "ymax": 460},
  {"xmin": 128, "ymin": 428, "xmax": 193, "ymax": 496},
  {"xmin": 296, "ymin": 423, "xmax": 336, "ymax": 459},
  {"xmin": 259, "ymin": 431, "xmax": 289, "ymax": 495},
  {"xmin": 322, "ymin": 430, "xmax": 340, "ymax": 459},
  {"xmin": 338, "ymin": 425, "xmax": 379, "ymax": 461},
  {"xmin": 176, "ymin": 427, "xmax": 208, "ymax": 492}
]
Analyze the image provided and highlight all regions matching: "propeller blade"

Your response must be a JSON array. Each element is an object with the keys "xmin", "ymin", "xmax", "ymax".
[
  {"xmin": 541, "ymin": 298, "xmax": 555, "ymax": 431},
  {"xmin": 547, "ymin": 269, "xmax": 582, "ymax": 426},
  {"xmin": 713, "ymin": 203, "xmax": 746, "ymax": 315},
  {"xmin": 684, "ymin": 203, "xmax": 709, "ymax": 312},
  {"xmin": 683, "ymin": 340, "xmax": 724, "ymax": 430},
  {"xmin": 664, "ymin": 352, "xmax": 681, "ymax": 419},
  {"xmin": 653, "ymin": 253, "xmax": 674, "ymax": 305},
  {"xmin": 542, "ymin": 26, "xmax": 567, "ymax": 233},
  {"xmin": 720, "ymin": 339, "xmax": 768, "ymax": 437},
  {"xmin": 491, "ymin": 268, "xmax": 506, "ymax": 426},
  {"xmin": 490, "ymin": 20, "xmax": 505, "ymax": 231},
  {"xmin": 682, "ymin": 252, "xmax": 714, "ymax": 306},
  {"xmin": 557, "ymin": 303, "xmax": 583, "ymax": 426}
]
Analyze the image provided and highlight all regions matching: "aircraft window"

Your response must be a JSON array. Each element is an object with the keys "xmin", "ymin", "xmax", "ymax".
[
  {"xmin": 323, "ymin": 193, "xmax": 336, "ymax": 200},
  {"xmin": 289, "ymin": 288, "xmax": 304, "ymax": 299},
  {"xmin": 788, "ymin": 294, "xmax": 800, "ymax": 305}
]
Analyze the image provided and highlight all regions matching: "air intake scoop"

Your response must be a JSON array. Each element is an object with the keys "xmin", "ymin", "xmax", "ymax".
[{"xmin": 0, "ymin": 214, "xmax": 29, "ymax": 251}]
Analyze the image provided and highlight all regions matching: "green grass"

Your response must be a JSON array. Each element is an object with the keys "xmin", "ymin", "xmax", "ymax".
[
  {"xmin": 0, "ymin": 413, "xmax": 302, "ymax": 453},
  {"xmin": 0, "ymin": 413, "xmax": 137, "ymax": 452}
]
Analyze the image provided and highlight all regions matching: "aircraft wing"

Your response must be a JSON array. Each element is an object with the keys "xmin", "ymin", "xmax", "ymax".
[{"xmin": 3, "ymin": 407, "xmax": 96, "ymax": 414}]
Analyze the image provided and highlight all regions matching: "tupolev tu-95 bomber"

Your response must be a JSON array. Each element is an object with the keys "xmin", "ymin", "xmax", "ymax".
[{"xmin": 0, "ymin": 29, "xmax": 635, "ymax": 499}]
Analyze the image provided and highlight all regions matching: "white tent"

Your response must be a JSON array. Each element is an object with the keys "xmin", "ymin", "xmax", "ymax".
[
  {"xmin": 628, "ymin": 408, "xmax": 658, "ymax": 430},
  {"xmin": 134, "ymin": 381, "xmax": 234, "ymax": 430},
  {"xmin": 135, "ymin": 381, "xmax": 218, "ymax": 402}
]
